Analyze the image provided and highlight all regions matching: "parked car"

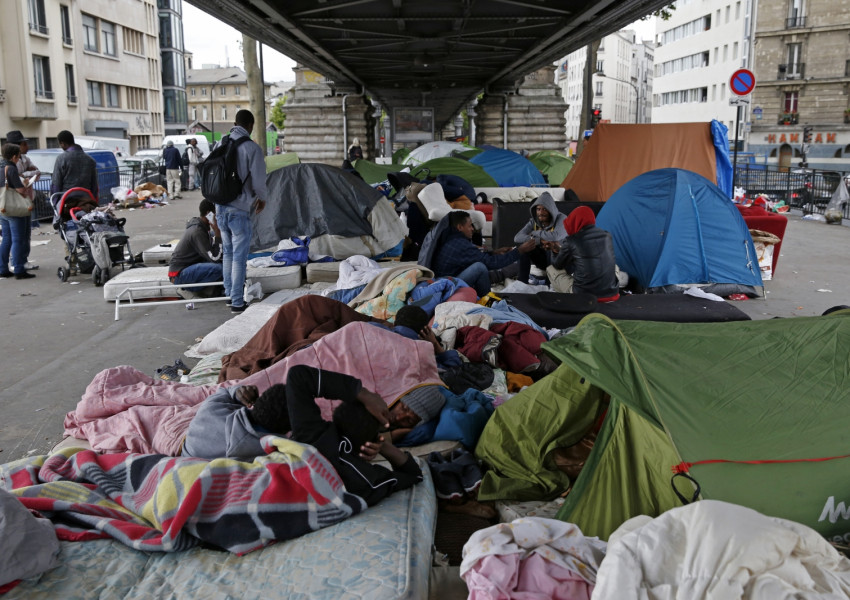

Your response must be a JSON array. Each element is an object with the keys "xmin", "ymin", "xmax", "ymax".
[
  {"xmin": 27, "ymin": 149, "xmax": 121, "ymax": 218},
  {"xmin": 786, "ymin": 170, "xmax": 842, "ymax": 207},
  {"xmin": 118, "ymin": 157, "xmax": 166, "ymax": 188}
]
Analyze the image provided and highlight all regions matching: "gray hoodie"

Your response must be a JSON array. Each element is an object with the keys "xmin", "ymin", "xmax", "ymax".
[
  {"xmin": 181, "ymin": 386, "xmax": 266, "ymax": 460},
  {"xmin": 513, "ymin": 192, "xmax": 568, "ymax": 246},
  {"xmin": 221, "ymin": 125, "xmax": 269, "ymax": 213}
]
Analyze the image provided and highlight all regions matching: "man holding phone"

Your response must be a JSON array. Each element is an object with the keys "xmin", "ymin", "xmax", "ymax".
[{"xmin": 168, "ymin": 199, "xmax": 224, "ymax": 298}]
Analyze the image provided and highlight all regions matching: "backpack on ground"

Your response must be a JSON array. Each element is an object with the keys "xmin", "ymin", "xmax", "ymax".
[{"xmin": 199, "ymin": 135, "xmax": 250, "ymax": 204}]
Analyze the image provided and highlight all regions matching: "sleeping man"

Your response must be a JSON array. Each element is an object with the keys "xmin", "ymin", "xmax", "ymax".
[{"xmin": 182, "ymin": 365, "xmax": 424, "ymax": 506}]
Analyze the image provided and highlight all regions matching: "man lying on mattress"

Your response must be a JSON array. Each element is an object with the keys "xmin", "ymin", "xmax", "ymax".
[{"xmin": 182, "ymin": 365, "xmax": 430, "ymax": 505}]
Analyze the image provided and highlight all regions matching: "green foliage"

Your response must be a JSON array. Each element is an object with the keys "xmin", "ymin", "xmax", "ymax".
[
  {"xmin": 270, "ymin": 96, "xmax": 287, "ymax": 130},
  {"xmin": 648, "ymin": 3, "xmax": 676, "ymax": 20}
]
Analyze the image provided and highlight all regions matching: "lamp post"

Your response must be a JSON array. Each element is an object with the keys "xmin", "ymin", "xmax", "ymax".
[
  {"xmin": 596, "ymin": 72, "xmax": 640, "ymax": 124},
  {"xmin": 210, "ymin": 73, "xmax": 238, "ymax": 143}
]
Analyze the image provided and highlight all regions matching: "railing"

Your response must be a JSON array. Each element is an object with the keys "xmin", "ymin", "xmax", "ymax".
[
  {"xmin": 29, "ymin": 22, "xmax": 49, "ymax": 34},
  {"xmin": 0, "ymin": 88, "xmax": 5, "ymax": 102},
  {"xmin": 785, "ymin": 16, "xmax": 807, "ymax": 28},
  {"xmin": 62, "ymin": 36, "xmax": 72, "ymax": 45},
  {"xmin": 778, "ymin": 63, "xmax": 805, "ymax": 80},
  {"xmin": 35, "ymin": 90, "xmax": 54, "ymax": 100},
  {"xmin": 735, "ymin": 163, "xmax": 850, "ymax": 219},
  {"xmin": 777, "ymin": 113, "xmax": 798, "ymax": 125},
  {"xmin": 68, "ymin": 95, "xmax": 77, "ymax": 103}
]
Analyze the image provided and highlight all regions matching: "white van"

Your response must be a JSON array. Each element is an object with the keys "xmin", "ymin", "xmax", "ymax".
[
  {"xmin": 160, "ymin": 135, "xmax": 211, "ymax": 160},
  {"xmin": 76, "ymin": 135, "xmax": 131, "ymax": 159}
]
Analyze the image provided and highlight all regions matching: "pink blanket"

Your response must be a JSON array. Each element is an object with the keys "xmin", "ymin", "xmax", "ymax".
[{"xmin": 64, "ymin": 322, "xmax": 443, "ymax": 454}]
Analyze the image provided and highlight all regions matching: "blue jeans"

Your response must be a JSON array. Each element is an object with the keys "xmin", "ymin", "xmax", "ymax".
[
  {"xmin": 0, "ymin": 214, "xmax": 29, "ymax": 274},
  {"xmin": 456, "ymin": 262, "xmax": 490, "ymax": 297},
  {"xmin": 216, "ymin": 204, "xmax": 252, "ymax": 307},
  {"xmin": 174, "ymin": 263, "xmax": 224, "ymax": 297}
]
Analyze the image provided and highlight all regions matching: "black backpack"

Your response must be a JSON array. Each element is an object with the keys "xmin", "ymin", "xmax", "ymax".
[
  {"xmin": 181, "ymin": 149, "xmax": 190, "ymax": 167},
  {"xmin": 200, "ymin": 135, "xmax": 250, "ymax": 204}
]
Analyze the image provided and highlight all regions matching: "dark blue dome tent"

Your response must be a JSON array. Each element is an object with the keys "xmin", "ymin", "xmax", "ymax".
[{"xmin": 597, "ymin": 168, "xmax": 763, "ymax": 297}]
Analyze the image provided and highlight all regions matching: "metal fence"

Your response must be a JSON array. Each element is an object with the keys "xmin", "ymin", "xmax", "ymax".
[
  {"xmin": 32, "ymin": 164, "xmax": 167, "ymax": 221},
  {"xmin": 734, "ymin": 163, "xmax": 850, "ymax": 220}
]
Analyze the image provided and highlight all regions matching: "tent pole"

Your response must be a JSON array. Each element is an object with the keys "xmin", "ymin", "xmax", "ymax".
[{"xmin": 732, "ymin": 104, "xmax": 741, "ymax": 193}]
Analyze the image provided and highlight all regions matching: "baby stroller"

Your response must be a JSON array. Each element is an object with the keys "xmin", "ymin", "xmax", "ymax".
[{"xmin": 51, "ymin": 187, "xmax": 136, "ymax": 286}]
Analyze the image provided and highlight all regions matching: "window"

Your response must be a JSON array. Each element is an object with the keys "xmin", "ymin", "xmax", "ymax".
[
  {"xmin": 723, "ymin": 45, "xmax": 728, "ymax": 62},
  {"xmin": 87, "ymin": 80, "xmax": 102, "ymax": 106},
  {"xmin": 126, "ymin": 86, "xmax": 148, "ymax": 110},
  {"xmin": 788, "ymin": 0, "xmax": 806, "ymax": 27},
  {"xmin": 596, "ymin": 60, "xmax": 603, "ymax": 73},
  {"xmin": 733, "ymin": 42, "xmax": 739, "ymax": 60},
  {"xmin": 736, "ymin": 1, "xmax": 741, "ymax": 19},
  {"xmin": 191, "ymin": 107, "xmax": 197, "ymax": 120},
  {"xmin": 202, "ymin": 106, "xmax": 208, "ymax": 120},
  {"xmin": 221, "ymin": 106, "xmax": 226, "ymax": 119},
  {"xmin": 595, "ymin": 81, "xmax": 603, "ymax": 96},
  {"xmin": 60, "ymin": 5, "xmax": 72, "ymax": 44},
  {"xmin": 660, "ymin": 15, "xmax": 711, "ymax": 44},
  {"xmin": 190, "ymin": 87, "xmax": 195, "ymax": 96},
  {"xmin": 106, "ymin": 84, "xmax": 119, "ymax": 107},
  {"xmin": 201, "ymin": 87, "xmax": 207, "ymax": 96},
  {"xmin": 785, "ymin": 43, "xmax": 803, "ymax": 78},
  {"xmin": 65, "ymin": 64, "xmax": 76, "ymax": 103},
  {"xmin": 657, "ymin": 87, "xmax": 708, "ymax": 105},
  {"xmin": 784, "ymin": 91, "xmax": 798, "ymax": 113},
  {"xmin": 101, "ymin": 21, "xmax": 116, "ymax": 56},
  {"xmin": 725, "ymin": 5, "xmax": 730, "ymax": 23},
  {"xmin": 721, "ymin": 82, "xmax": 726, "ymax": 98},
  {"xmin": 83, "ymin": 15, "xmax": 98, "ymax": 51},
  {"xmin": 33, "ymin": 55, "xmax": 53, "ymax": 99},
  {"xmin": 712, "ymin": 84, "xmax": 717, "ymax": 100},
  {"xmin": 123, "ymin": 28, "xmax": 144, "ymax": 55},
  {"xmin": 234, "ymin": 86, "xmax": 240, "ymax": 95},
  {"xmin": 28, "ymin": 0, "xmax": 48, "ymax": 34},
  {"xmin": 220, "ymin": 86, "xmax": 226, "ymax": 95}
]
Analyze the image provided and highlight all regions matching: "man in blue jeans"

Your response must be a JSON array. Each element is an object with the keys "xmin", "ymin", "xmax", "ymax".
[
  {"xmin": 216, "ymin": 110, "xmax": 267, "ymax": 312},
  {"xmin": 431, "ymin": 211, "xmax": 535, "ymax": 296},
  {"xmin": 168, "ymin": 199, "xmax": 223, "ymax": 298}
]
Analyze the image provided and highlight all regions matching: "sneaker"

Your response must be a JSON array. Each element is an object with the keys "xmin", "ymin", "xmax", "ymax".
[
  {"xmin": 225, "ymin": 299, "xmax": 233, "ymax": 307},
  {"xmin": 448, "ymin": 449, "xmax": 484, "ymax": 493},
  {"xmin": 230, "ymin": 304, "xmax": 247, "ymax": 313},
  {"xmin": 427, "ymin": 452, "xmax": 465, "ymax": 500},
  {"xmin": 24, "ymin": 262, "xmax": 39, "ymax": 270},
  {"xmin": 0, "ymin": 271, "xmax": 11, "ymax": 278},
  {"xmin": 15, "ymin": 272, "xmax": 36, "ymax": 280}
]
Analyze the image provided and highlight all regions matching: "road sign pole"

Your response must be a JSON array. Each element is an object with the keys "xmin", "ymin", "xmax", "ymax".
[{"xmin": 732, "ymin": 104, "xmax": 741, "ymax": 191}]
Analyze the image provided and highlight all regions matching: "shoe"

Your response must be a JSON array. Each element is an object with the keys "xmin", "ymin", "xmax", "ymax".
[
  {"xmin": 449, "ymin": 449, "xmax": 484, "ymax": 493},
  {"xmin": 24, "ymin": 262, "xmax": 39, "ymax": 270},
  {"xmin": 0, "ymin": 271, "xmax": 11, "ymax": 278},
  {"xmin": 427, "ymin": 452, "xmax": 465, "ymax": 500},
  {"xmin": 230, "ymin": 304, "xmax": 247, "ymax": 313},
  {"xmin": 15, "ymin": 272, "xmax": 36, "ymax": 280},
  {"xmin": 225, "ymin": 299, "xmax": 233, "ymax": 307}
]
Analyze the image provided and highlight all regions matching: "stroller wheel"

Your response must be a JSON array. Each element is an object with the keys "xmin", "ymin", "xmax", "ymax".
[{"xmin": 57, "ymin": 267, "xmax": 69, "ymax": 282}]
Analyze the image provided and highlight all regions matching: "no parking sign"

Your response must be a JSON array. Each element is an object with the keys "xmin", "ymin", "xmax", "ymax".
[{"xmin": 729, "ymin": 69, "xmax": 756, "ymax": 96}]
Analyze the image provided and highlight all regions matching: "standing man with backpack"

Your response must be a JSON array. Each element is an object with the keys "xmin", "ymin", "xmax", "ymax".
[{"xmin": 208, "ymin": 109, "xmax": 267, "ymax": 313}]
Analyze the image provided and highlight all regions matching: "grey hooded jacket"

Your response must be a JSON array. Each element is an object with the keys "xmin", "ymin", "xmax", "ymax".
[
  {"xmin": 181, "ymin": 386, "xmax": 266, "ymax": 460},
  {"xmin": 513, "ymin": 192, "xmax": 568, "ymax": 246}
]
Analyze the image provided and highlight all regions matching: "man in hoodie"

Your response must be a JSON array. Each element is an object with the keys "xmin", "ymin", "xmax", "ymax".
[
  {"xmin": 168, "ymin": 199, "xmax": 223, "ymax": 297},
  {"xmin": 546, "ymin": 206, "xmax": 620, "ymax": 301},
  {"xmin": 513, "ymin": 192, "xmax": 568, "ymax": 284},
  {"xmin": 216, "ymin": 110, "xmax": 268, "ymax": 313}
]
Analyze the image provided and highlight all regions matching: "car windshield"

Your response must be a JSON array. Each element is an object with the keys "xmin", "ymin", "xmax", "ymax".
[{"xmin": 27, "ymin": 151, "xmax": 60, "ymax": 173}]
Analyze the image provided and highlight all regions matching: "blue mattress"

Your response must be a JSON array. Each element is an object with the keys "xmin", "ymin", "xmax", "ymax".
[{"xmin": 6, "ymin": 463, "xmax": 437, "ymax": 600}]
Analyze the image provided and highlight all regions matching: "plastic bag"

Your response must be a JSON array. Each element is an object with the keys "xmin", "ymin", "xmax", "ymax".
[
  {"xmin": 243, "ymin": 280, "xmax": 264, "ymax": 303},
  {"xmin": 824, "ymin": 179, "xmax": 849, "ymax": 224},
  {"xmin": 110, "ymin": 186, "xmax": 135, "ymax": 203}
]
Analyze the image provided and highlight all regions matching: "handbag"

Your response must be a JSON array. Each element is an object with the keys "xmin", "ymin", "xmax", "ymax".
[{"xmin": 0, "ymin": 166, "xmax": 34, "ymax": 217}]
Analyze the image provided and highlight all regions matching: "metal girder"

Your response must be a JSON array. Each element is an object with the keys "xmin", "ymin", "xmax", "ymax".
[{"xmin": 185, "ymin": 0, "xmax": 672, "ymax": 128}]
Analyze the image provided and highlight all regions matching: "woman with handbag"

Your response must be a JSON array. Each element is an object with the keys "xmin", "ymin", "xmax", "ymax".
[{"xmin": 0, "ymin": 143, "xmax": 35, "ymax": 279}]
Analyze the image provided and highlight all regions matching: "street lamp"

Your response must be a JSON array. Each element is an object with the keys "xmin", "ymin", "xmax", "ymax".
[
  {"xmin": 596, "ymin": 72, "xmax": 640, "ymax": 124},
  {"xmin": 210, "ymin": 73, "xmax": 238, "ymax": 143}
]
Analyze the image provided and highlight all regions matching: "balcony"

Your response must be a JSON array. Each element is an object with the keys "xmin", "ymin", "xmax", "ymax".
[
  {"xmin": 786, "ymin": 16, "xmax": 807, "ymax": 28},
  {"xmin": 28, "ymin": 22, "xmax": 49, "ymax": 35},
  {"xmin": 777, "ymin": 63, "xmax": 805, "ymax": 80},
  {"xmin": 778, "ymin": 112, "xmax": 799, "ymax": 125}
]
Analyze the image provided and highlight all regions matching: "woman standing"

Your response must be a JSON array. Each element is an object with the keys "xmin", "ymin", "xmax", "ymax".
[{"xmin": 0, "ymin": 143, "xmax": 35, "ymax": 279}]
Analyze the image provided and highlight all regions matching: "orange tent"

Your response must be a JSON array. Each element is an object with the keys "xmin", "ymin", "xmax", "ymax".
[{"xmin": 561, "ymin": 122, "xmax": 718, "ymax": 203}]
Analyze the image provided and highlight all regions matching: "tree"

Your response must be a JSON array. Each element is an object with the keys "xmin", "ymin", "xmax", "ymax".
[
  {"xmin": 270, "ymin": 95, "xmax": 287, "ymax": 130},
  {"xmin": 242, "ymin": 33, "xmax": 266, "ymax": 154}
]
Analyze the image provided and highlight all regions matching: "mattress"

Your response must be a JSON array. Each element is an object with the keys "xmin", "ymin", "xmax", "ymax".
[
  {"xmin": 6, "ymin": 462, "xmax": 437, "ymax": 600},
  {"xmin": 103, "ymin": 265, "xmax": 303, "ymax": 301},
  {"xmin": 141, "ymin": 240, "xmax": 178, "ymax": 265}
]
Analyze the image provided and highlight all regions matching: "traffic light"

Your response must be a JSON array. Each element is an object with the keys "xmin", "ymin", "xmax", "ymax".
[
  {"xmin": 803, "ymin": 126, "xmax": 813, "ymax": 144},
  {"xmin": 591, "ymin": 108, "xmax": 602, "ymax": 128}
]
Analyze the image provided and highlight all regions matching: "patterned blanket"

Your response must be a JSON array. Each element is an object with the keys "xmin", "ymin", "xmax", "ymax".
[{"xmin": 1, "ymin": 436, "xmax": 365, "ymax": 555}]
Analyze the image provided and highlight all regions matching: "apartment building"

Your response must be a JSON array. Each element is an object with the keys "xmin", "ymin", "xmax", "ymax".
[
  {"xmin": 185, "ymin": 66, "xmax": 271, "ymax": 137},
  {"xmin": 557, "ymin": 30, "xmax": 654, "ymax": 146},
  {"xmin": 0, "ymin": 0, "xmax": 164, "ymax": 153},
  {"xmin": 651, "ymin": 0, "xmax": 754, "ymax": 144},
  {"xmin": 749, "ymin": 0, "xmax": 850, "ymax": 170}
]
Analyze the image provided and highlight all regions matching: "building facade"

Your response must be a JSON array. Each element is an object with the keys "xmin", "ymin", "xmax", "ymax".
[
  {"xmin": 1, "ymin": 0, "xmax": 164, "ymax": 153},
  {"xmin": 557, "ymin": 30, "xmax": 654, "ymax": 147},
  {"xmin": 185, "ymin": 66, "xmax": 271, "ymax": 137},
  {"xmin": 749, "ymin": 0, "xmax": 850, "ymax": 170},
  {"xmin": 651, "ymin": 0, "xmax": 754, "ymax": 144},
  {"xmin": 158, "ymin": 0, "xmax": 188, "ymax": 136}
]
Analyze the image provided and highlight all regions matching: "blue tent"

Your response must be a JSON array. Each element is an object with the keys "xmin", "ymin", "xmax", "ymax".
[
  {"xmin": 469, "ymin": 148, "xmax": 546, "ymax": 187},
  {"xmin": 597, "ymin": 168, "xmax": 763, "ymax": 296}
]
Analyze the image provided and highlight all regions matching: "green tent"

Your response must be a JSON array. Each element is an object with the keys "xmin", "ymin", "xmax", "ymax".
[
  {"xmin": 265, "ymin": 153, "xmax": 300, "ymax": 173},
  {"xmin": 409, "ymin": 157, "xmax": 498, "ymax": 188},
  {"xmin": 453, "ymin": 148, "xmax": 484, "ymax": 160},
  {"xmin": 352, "ymin": 159, "xmax": 407, "ymax": 185},
  {"xmin": 392, "ymin": 147, "xmax": 411, "ymax": 165},
  {"xmin": 477, "ymin": 312, "xmax": 850, "ymax": 541},
  {"xmin": 528, "ymin": 150, "xmax": 574, "ymax": 187}
]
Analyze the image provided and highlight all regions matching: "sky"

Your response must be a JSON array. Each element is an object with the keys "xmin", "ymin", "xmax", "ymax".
[{"xmin": 181, "ymin": 5, "xmax": 656, "ymax": 82}]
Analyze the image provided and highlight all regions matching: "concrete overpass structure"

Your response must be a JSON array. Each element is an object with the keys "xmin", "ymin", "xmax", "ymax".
[{"xmin": 188, "ymin": 0, "xmax": 670, "ymax": 162}]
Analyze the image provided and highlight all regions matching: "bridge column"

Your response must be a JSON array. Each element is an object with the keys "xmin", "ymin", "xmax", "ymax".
[
  {"xmin": 476, "ymin": 65, "xmax": 567, "ymax": 152},
  {"xmin": 282, "ymin": 66, "xmax": 373, "ymax": 165}
]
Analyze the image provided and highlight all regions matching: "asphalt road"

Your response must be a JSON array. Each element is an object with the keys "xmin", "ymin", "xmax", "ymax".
[{"xmin": 1, "ymin": 202, "xmax": 848, "ymax": 462}]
